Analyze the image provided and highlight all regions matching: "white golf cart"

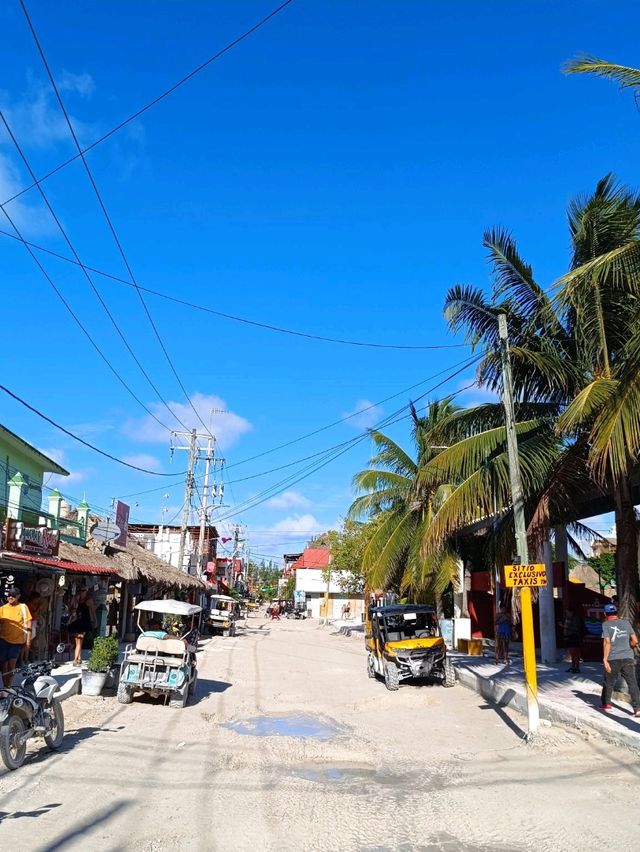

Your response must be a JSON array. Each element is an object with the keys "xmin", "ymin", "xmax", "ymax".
[
  {"xmin": 206, "ymin": 594, "xmax": 240, "ymax": 637},
  {"xmin": 117, "ymin": 600, "xmax": 201, "ymax": 708}
]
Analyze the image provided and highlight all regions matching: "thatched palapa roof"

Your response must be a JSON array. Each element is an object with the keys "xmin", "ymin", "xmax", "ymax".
[{"xmin": 58, "ymin": 534, "xmax": 204, "ymax": 590}]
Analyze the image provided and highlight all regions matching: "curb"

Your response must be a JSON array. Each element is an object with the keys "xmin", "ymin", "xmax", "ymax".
[{"xmin": 455, "ymin": 661, "xmax": 640, "ymax": 751}]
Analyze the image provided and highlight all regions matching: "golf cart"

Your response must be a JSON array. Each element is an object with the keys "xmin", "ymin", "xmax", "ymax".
[
  {"xmin": 365, "ymin": 604, "xmax": 455, "ymax": 690},
  {"xmin": 117, "ymin": 600, "xmax": 201, "ymax": 708},
  {"xmin": 206, "ymin": 594, "xmax": 239, "ymax": 637}
]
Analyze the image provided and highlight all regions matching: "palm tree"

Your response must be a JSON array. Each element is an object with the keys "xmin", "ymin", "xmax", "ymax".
[
  {"xmin": 556, "ymin": 175, "xmax": 640, "ymax": 621},
  {"xmin": 442, "ymin": 182, "xmax": 640, "ymax": 622},
  {"xmin": 348, "ymin": 399, "xmax": 461, "ymax": 607}
]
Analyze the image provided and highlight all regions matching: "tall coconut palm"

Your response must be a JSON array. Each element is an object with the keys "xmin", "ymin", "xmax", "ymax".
[
  {"xmin": 556, "ymin": 175, "xmax": 640, "ymax": 620},
  {"xmin": 348, "ymin": 399, "xmax": 461, "ymax": 605}
]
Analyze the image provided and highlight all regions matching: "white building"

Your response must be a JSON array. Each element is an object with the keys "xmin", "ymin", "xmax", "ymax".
[{"xmin": 292, "ymin": 548, "xmax": 364, "ymax": 620}]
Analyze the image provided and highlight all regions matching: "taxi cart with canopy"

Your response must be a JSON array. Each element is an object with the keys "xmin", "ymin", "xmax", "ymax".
[
  {"xmin": 206, "ymin": 594, "xmax": 240, "ymax": 637},
  {"xmin": 117, "ymin": 600, "xmax": 201, "ymax": 708},
  {"xmin": 365, "ymin": 604, "xmax": 456, "ymax": 690}
]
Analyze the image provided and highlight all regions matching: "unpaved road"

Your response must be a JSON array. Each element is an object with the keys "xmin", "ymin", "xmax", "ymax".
[{"xmin": 0, "ymin": 615, "xmax": 638, "ymax": 851}]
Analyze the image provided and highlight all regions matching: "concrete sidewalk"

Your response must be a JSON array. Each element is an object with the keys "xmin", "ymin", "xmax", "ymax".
[{"xmin": 453, "ymin": 652, "xmax": 640, "ymax": 749}]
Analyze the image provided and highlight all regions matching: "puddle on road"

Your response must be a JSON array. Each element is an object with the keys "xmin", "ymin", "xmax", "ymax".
[
  {"xmin": 289, "ymin": 762, "xmax": 416, "ymax": 788},
  {"xmin": 224, "ymin": 714, "xmax": 342, "ymax": 739}
]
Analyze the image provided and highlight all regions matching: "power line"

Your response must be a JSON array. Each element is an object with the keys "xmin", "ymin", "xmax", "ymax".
[
  {"xmin": 215, "ymin": 361, "xmax": 481, "ymax": 521},
  {"xmin": 0, "ymin": 109, "xmax": 185, "ymax": 433},
  {"xmin": 113, "ymin": 355, "xmax": 480, "ymax": 500},
  {"xmin": 19, "ymin": 0, "xmax": 210, "ymax": 435},
  {"xmin": 0, "ymin": 204, "xmax": 174, "ymax": 431},
  {"xmin": 4, "ymin": 0, "xmax": 296, "ymax": 206},
  {"xmin": 0, "ymin": 228, "xmax": 470, "ymax": 352},
  {"xmin": 0, "ymin": 384, "xmax": 188, "ymax": 477}
]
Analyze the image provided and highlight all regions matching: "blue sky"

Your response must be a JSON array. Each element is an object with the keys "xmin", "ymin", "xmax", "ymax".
[{"xmin": 1, "ymin": 0, "xmax": 633, "ymax": 557}]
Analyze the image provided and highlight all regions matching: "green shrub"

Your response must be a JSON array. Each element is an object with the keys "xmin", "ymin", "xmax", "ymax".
[{"xmin": 87, "ymin": 634, "xmax": 120, "ymax": 672}]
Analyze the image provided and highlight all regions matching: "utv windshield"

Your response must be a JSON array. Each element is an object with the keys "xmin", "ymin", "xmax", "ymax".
[{"xmin": 382, "ymin": 611, "xmax": 439, "ymax": 642}]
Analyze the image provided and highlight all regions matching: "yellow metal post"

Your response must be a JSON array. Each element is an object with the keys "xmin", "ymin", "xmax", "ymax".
[{"xmin": 519, "ymin": 587, "xmax": 539, "ymax": 731}]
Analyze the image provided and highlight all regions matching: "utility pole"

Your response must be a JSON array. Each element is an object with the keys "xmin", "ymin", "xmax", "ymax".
[
  {"xmin": 173, "ymin": 428, "xmax": 198, "ymax": 574},
  {"xmin": 197, "ymin": 435, "xmax": 214, "ymax": 572},
  {"xmin": 498, "ymin": 313, "xmax": 539, "ymax": 736}
]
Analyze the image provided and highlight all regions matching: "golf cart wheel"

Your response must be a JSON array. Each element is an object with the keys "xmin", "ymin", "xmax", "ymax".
[
  {"xmin": 0, "ymin": 716, "xmax": 27, "ymax": 770},
  {"xmin": 443, "ymin": 657, "xmax": 456, "ymax": 688},
  {"xmin": 44, "ymin": 700, "xmax": 65, "ymax": 750},
  {"xmin": 169, "ymin": 683, "xmax": 189, "ymax": 709},
  {"xmin": 222, "ymin": 629, "xmax": 229, "ymax": 638},
  {"xmin": 117, "ymin": 681, "xmax": 134, "ymax": 704},
  {"xmin": 383, "ymin": 662, "xmax": 400, "ymax": 691},
  {"xmin": 366, "ymin": 653, "xmax": 376, "ymax": 679}
]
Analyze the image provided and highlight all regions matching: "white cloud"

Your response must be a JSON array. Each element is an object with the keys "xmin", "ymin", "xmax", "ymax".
[
  {"xmin": 269, "ymin": 514, "xmax": 325, "ymax": 537},
  {"xmin": 248, "ymin": 513, "xmax": 326, "ymax": 559},
  {"xmin": 342, "ymin": 399, "xmax": 383, "ymax": 430},
  {"xmin": 0, "ymin": 80, "xmax": 96, "ymax": 150},
  {"xmin": 265, "ymin": 490, "xmax": 311, "ymax": 510},
  {"xmin": 0, "ymin": 152, "xmax": 51, "ymax": 234},
  {"xmin": 123, "ymin": 392, "xmax": 252, "ymax": 449},
  {"xmin": 57, "ymin": 71, "xmax": 95, "ymax": 98},
  {"xmin": 122, "ymin": 453, "xmax": 163, "ymax": 472},
  {"xmin": 39, "ymin": 448, "xmax": 90, "ymax": 490}
]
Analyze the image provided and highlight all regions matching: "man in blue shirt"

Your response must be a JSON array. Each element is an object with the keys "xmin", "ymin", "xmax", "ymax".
[{"xmin": 600, "ymin": 603, "xmax": 640, "ymax": 715}]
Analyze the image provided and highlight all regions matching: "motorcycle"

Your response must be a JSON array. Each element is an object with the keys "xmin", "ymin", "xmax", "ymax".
[{"xmin": 0, "ymin": 661, "xmax": 64, "ymax": 770}]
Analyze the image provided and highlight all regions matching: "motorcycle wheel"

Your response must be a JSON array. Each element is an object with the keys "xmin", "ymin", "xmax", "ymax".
[
  {"xmin": 44, "ymin": 701, "xmax": 65, "ymax": 749},
  {"xmin": 0, "ymin": 715, "xmax": 27, "ymax": 770}
]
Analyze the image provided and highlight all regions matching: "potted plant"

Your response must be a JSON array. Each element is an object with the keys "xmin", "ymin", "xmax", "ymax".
[{"xmin": 81, "ymin": 635, "xmax": 120, "ymax": 696}]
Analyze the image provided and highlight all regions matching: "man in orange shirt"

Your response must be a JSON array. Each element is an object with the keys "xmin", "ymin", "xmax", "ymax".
[{"xmin": 0, "ymin": 587, "xmax": 32, "ymax": 687}]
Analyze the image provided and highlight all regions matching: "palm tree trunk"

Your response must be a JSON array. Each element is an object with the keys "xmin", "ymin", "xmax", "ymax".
[
  {"xmin": 613, "ymin": 476, "xmax": 639, "ymax": 627},
  {"xmin": 434, "ymin": 589, "xmax": 444, "ymax": 621}
]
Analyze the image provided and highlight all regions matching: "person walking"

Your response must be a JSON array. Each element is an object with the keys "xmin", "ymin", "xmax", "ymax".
[
  {"xmin": 563, "ymin": 606, "xmax": 585, "ymax": 674},
  {"xmin": 0, "ymin": 587, "xmax": 32, "ymax": 687},
  {"xmin": 600, "ymin": 603, "xmax": 640, "ymax": 715},
  {"xmin": 68, "ymin": 586, "xmax": 97, "ymax": 666},
  {"xmin": 494, "ymin": 606, "xmax": 512, "ymax": 664}
]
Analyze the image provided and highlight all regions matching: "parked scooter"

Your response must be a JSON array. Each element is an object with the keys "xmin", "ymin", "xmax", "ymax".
[{"xmin": 0, "ymin": 661, "xmax": 64, "ymax": 770}]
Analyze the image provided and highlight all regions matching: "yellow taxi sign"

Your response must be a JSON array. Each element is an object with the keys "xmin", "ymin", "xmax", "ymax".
[{"xmin": 504, "ymin": 563, "xmax": 547, "ymax": 588}]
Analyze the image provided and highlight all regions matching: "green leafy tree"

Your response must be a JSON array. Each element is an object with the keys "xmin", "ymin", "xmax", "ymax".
[
  {"xmin": 320, "ymin": 518, "xmax": 379, "ymax": 596},
  {"xmin": 587, "ymin": 551, "xmax": 617, "ymax": 592},
  {"xmin": 280, "ymin": 575, "xmax": 295, "ymax": 600}
]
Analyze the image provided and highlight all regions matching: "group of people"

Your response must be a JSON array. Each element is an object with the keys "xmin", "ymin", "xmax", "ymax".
[{"xmin": 494, "ymin": 600, "xmax": 640, "ymax": 717}]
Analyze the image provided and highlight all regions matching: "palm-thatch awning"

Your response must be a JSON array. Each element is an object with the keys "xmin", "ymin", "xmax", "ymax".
[{"xmin": 57, "ymin": 536, "xmax": 204, "ymax": 590}]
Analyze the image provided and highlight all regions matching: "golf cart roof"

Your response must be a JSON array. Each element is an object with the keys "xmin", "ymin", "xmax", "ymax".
[
  {"xmin": 208, "ymin": 594, "xmax": 236, "ymax": 603},
  {"xmin": 134, "ymin": 599, "xmax": 202, "ymax": 616},
  {"xmin": 371, "ymin": 604, "xmax": 436, "ymax": 616}
]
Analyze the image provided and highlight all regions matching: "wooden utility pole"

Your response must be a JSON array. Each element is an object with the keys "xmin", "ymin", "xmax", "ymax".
[{"xmin": 498, "ymin": 313, "xmax": 539, "ymax": 736}]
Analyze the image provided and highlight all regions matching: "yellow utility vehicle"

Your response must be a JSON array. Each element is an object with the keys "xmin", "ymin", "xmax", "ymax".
[{"xmin": 365, "ymin": 604, "xmax": 455, "ymax": 690}]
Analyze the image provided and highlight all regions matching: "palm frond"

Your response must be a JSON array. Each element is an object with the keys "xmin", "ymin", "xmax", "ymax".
[
  {"xmin": 557, "ymin": 379, "xmax": 617, "ymax": 435},
  {"xmin": 368, "ymin": 431, "xmax": 417, "ymax": 477},
  {"xmin": 564, "ymin": 56, "xmax": 640, "ymax": 91},
  {"xmin": 443, "ymin": 284, "xmax": 501, "ymax": 347}
]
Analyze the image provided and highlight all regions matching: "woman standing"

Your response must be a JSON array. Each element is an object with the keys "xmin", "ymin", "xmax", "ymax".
[{"xmin": 68, "ymin": 586, "xmax": 97, "ymax": 666}]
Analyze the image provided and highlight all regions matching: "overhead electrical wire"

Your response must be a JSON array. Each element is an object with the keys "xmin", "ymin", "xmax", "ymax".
[
  {"xmin": 0, "ymin": 109, "xmax": 186, "ymax": 434},
  {"xmin": 4, "ymin": 0, "xmax": 296, "ymax": 206},
  {"xmin": 0, "ymin": 384, "xmax": 187, "ymax": 477},
  {"xmin": 112, "ymin": 354, "xmax": 480, "ymax": 501},
  {"xmin": 19, "ymin": 0, "xmax": 210, "ymax": 435},
  {"xmin": 0, "ymin": 203, "xmax": 174, "ymax": 432},
  {"xmin": 214, "ymin": 360, "xmax": 482, "ymax": 521},
  {"xmin": 0, "ymin": 228, "xmax": 470, "ymax": 352}
]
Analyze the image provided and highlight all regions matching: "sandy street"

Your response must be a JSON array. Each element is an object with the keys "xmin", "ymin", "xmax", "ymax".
[{"xmin": 0, "ymin": 614, "xmax": 638, "ymax": 851}]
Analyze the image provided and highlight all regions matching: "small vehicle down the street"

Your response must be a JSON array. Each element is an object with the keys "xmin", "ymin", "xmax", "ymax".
[
  {"xmin": 206, "ymin": 594, "xmax": 239, "ymax": 637},
  {"xmin": 0, "ymin": 661, "xmax": 64, "ymax": 770},
  {"xmin": 118, "ymin": 600, "xmax": 201, "ymax": 708},
  {"xmin": 365, "ymin": 604, "xmax": 456, "ymax": 690}
]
